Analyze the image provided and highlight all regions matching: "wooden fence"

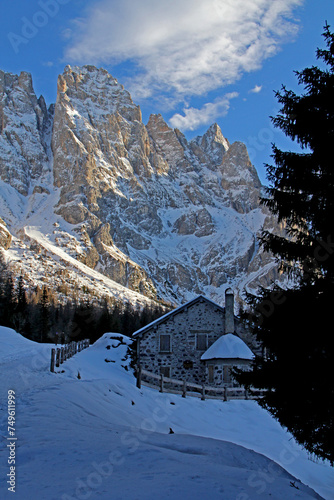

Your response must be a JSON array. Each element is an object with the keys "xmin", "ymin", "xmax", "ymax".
[
  {"xmin": 135, "ymin": 365, "xmax": 265, "ymax": 401},
  {"xmin": 50, "ymin": 339, "xmax": 90, "ymax": 372}
]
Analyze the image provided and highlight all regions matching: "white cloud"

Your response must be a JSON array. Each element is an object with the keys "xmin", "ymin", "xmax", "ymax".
[
  {"xmin": 169, "ymin": 92, "xmax": 239, "ymax": 131},
  {"xmin": 65, "ymin": 0, "xmax": 302, "ymax": 91},
  {"xmin": 249, "ymin": 84, "xmax": 263, "ymax": 93},
  {"xmin": 64, "ymin": 0, "xmax": 303, "ymax": 127}
]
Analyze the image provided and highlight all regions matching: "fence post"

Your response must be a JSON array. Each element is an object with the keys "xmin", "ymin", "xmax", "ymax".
[
  {"xmin": 50, "ymin": 348, "xmax": 55, "ymax": 372},
  {"xmin": 182, "ymin": 380, "xmax": 187, "ymax": 398},
  {"xmin": 245, "ymin": 388, "xmax": 249, "ymax": 400},
  {"xmin": 159, "ymin": 374, "xmax": 164, "ymax": 393},
  {"xmin": 224, "ymin": 386, "xmax": 228, "ymax": 401},
  {"xmin": 201, "ymin": 385, "xmax": 205, "ymax": 401},
  {"xmin": 136, "ymin": 365, "xmax": 142, "ymax": 389},
  {"xmin": 60, "ymin": 347, "xmax": 64, "ymax": 364},
  {"xmin": 56, "ymin": 348, "xmax": 60, "ymax": 368}
]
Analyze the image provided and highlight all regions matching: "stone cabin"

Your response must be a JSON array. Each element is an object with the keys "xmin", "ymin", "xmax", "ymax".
[{"xmin": 133, "ymin": 289, "xmax": 255, "ymax": 387}]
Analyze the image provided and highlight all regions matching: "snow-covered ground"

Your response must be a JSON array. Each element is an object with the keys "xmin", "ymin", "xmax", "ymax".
[{"xmin": 0, "ymin": 326, "xmax": 333, "ymax": 500}]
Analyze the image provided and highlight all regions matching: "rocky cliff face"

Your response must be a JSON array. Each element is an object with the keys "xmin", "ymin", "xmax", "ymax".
[
  {"xmin": 0, "ymin": 70, "xmax": 52, "ymax": 196},
  {"xmin": 0, "ymin": 65, "xmax": 278, "ymax": 306}
]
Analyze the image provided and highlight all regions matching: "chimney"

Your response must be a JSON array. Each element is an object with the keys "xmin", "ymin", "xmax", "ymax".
[{"xmin": 225, "ymin": 288, "xmax": 235, "ymax": 334}]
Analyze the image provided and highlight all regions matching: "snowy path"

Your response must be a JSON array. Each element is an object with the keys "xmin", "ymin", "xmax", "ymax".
[{"xmin": 0, "ymin": 327, "xmax": 333, "ymax": 500}]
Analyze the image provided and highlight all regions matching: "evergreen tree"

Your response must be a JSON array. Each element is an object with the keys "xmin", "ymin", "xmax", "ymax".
[
  {"xmin": 109, "ymin": 302, "xmax": 122, "ymax": 333},
  {"xmin": 261, "ymin": 24, "xmax": 334, "ymax": 282},
  {"xmin": 0, "ymin": 254, "xmax": 9, "ymax": 325},
  {"xmin": 70, "ymin": 299, "xmax": 97, "ymax": 342},
  {"xmin": 1, "ymin": 274, "xmax": 15, "ymax": 328},
  {"xmin": 120, "ymin": 302, "xmax": 138, "ymax": 336},
  {"xmin": 237, "ymin": 24, "xmax": 334, "ymax": 464},
  {"xmin": 38, "ymin": 285, "xmax": 51, "ymax": 343},
  {"xmin": 95, "ymin": 297, "xmax": 115, "ymax": 337},
  {"xmin": 12, "ymin": 275, "xmax": 28, "ymax": 333}
]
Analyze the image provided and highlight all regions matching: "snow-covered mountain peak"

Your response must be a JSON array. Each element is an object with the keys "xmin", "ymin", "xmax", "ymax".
[
  {"xmin": 0, "ymin": 69, "xmax": 32, "ymax": 96},
  {"xmin": 0, "ymin": 69, "xmax": 51, "ymax": 197},
  {"xmin": 0, "ymin": 66, "xmax": 280, "ymax": 306},
  {"xmin": 191, "ymin": 122, "xmax": 230, "ymax": 165},
  {"xmin": 57, "ymin": 64, "xmax": 142, "ymax": 123}
]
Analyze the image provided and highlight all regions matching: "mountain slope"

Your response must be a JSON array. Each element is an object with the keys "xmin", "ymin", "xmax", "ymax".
[{"xmin": 0, "ymin": 65, "xmax": 279, "ymax": 306}]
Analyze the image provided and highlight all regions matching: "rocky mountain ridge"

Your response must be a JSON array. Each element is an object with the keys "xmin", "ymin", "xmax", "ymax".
[{"xmin": 0, "ymin": 65, "xmax": 278, "ymax": 307}]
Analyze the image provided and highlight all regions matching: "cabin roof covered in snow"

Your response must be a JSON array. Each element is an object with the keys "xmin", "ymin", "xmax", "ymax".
[
  {"xmin": 133, "ymin": 295, "xmax": 225, "ymax": 337},
  {"xmin": 201, "ymin": 333, "xmax": 254, "ymax": 361}
]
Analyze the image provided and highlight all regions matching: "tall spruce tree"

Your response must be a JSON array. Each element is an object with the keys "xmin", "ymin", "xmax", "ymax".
[
  {"xmin": 38, "ymin": 285, "xmax": 51, "ymax": 343},
  {"xmin": 237, "ymin": 24, "xmax": 334, "ymax": 463},
  {"xmin": 261, "ymin": 24, "xmax": 334, "ymax": 281},
  {"xmin": 12, "ymin": 275, "xmax": 28, "ymax": 333}
]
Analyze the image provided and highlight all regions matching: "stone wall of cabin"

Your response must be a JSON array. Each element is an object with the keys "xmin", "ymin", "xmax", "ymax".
[
  {"xmin": 138, "ymin": 298, "xmax": 253, "ymax": 386},
  {"xmin": 204, "ymin": 358, "xmax": 251, "ymax": 387}
]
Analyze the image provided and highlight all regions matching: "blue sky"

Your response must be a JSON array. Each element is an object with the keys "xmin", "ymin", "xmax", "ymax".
[{"xmin": 1, "ymin": 0, "xmax": 333, "ymax": 184}]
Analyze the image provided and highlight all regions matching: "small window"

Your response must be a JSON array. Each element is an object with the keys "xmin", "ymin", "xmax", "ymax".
[
  {"xmin": 208, "ymin": 365, "xmax": 214, "ymax": 384},
  {"xmin": 160, "ymin": 334, "xmax": 171, "ymax": 353},
  {"xmin": 160, "ymin": 366, "xmax": 171, "ymax": 378},
  {"xmin": 196, "ymin": 334, "xmax": 208, "ymax": 350},
  {"xmin": 223, "ymin": 366, "xmax": 231, "ymax": 383}
]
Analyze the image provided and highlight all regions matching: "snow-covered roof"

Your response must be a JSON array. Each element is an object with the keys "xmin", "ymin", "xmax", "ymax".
[
  {"xmin": 133, "ymin": 295, "xmax": 225, "ymax": 337},
  {"xmin": 201, "ymin": 333, "xmax": 254, "ymax": 361}
]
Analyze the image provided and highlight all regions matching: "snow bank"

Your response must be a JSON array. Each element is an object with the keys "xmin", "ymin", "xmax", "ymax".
[{"xmin": 0, "ymin": 327, "xmax": 333, "ymax": 500}]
